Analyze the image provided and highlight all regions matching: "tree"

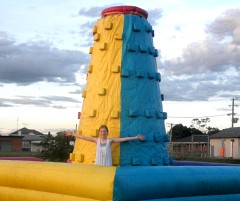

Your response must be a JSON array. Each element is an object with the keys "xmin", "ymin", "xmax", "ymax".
[
  {"xmin": 171, "ymin": 124, "xmax": 190, "ymax": 141},
  {"xmin": 190, "ymin": 117, "xmax": 210, "ymax": 132},
  {"xmin": 40, "ymin": 131, "xmax": 74, "ymax": 162},
  {"xmin": 189, "ymin": 127, "xmax": 203, "ymax": 135},
  {"xmin": 206, "ymin": 126, "xmax": 220, "ymax": 135},
  {"xmin": 171, "ymin": 124, "xmax": 203, "ymax": 141}
]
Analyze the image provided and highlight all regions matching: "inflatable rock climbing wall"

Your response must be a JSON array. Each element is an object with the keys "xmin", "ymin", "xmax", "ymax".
[
  {"xmin": 2, "ymin": 6, "xmax": 240, "ymax": 201},
  {"xmin": 70, "ymin": 6, "xmax": 170, "ymax": 166}
]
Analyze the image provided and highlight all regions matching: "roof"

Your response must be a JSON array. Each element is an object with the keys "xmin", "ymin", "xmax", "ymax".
[
  {"xmin": 23, "ymin": 135, "xmax": 45, "ymax": 141},
  {"xmin": 210, "ymin": 127, "xmax": 240, "ymax": 139},
  {"xmin": 10, "ymin": 127, "xmax": 44, "ymax": 136},
  {"xmin": 173, "ymin": 135, "xmax": 209, "ymax": 143}
]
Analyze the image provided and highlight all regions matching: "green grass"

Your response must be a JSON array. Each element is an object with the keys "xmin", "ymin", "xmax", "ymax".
[
  {"xmin": 173, "ymin": 156, "xmax": 240, "ymax": 164},
  {"xmin": 2, "ymin": 151, "xmax": 240, "ymax": 164},
  {"xmin": 0, "ymin": 151, "xmax": 42, "ymax": 158}
]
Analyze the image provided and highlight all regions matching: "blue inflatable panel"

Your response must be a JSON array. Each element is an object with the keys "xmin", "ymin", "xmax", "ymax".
[
  {"xmin": 146, "ymin": 194, "xmax": 240, "ymax": 201},
  {"xmin": 113, "ymin": 166, "xmax": 240, "ymax": 201},
  {"xmin": 120, "ymin": 14, "xmax": 168, "ymax": 166}
]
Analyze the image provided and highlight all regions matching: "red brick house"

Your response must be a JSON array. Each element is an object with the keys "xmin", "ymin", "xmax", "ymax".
[
  {"xmin": 0, "ymin": 135, "xmax": 24, "ymax": 152},
  {"xmin": 0, "ymin": 127, "xmax": 45, "ymax": 152},
  {"xmin": 9, "ymin": 127, "xmax": 45, "ymax": 152}
]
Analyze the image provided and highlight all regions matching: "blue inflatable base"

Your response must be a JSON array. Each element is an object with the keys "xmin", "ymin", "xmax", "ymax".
[{"xmin": 113, "ymin": 165, "xmax": 240, "ymax": 200}]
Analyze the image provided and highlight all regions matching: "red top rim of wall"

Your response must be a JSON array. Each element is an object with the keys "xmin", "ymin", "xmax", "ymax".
[{"xmin": 101, "ymin": 6, "xmax": 148, "ymax": 19}]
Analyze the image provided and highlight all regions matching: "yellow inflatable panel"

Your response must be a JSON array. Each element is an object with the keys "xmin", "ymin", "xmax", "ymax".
[
  {"xmin": 0, "ymin": 161, "xmax": 116, "ymax": 201},
  {"xmin": 0, "ymin": 186, "xmax": 97, "ymax": 201},
  {"xmin": 73, "ymin": 14, "xmax": 124, "ymax": 164}
]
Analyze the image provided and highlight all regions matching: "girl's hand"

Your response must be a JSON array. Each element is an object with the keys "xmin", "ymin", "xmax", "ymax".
[
  {"xmin": 65, "ymin": 131, "xmax": 73, "ymax": 136},
  {"xmin": 137, "ymin": 134, "xmax": 145, "ymax": 140}
]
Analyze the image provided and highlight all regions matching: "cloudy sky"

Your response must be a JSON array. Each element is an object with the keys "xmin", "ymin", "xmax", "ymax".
[{"xmin": 0, "ymin": 0, "xmax": 240, "ymax": 135}]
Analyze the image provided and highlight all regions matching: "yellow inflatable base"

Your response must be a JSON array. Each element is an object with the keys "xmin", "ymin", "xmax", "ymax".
[{"xmin": 0, "ymin": 160, "xmax": 116, "ymax": 201}]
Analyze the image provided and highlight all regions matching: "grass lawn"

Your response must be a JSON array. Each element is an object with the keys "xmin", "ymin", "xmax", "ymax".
[
  {"xmin": 174, "ymin": 156, "xmax": 240, "ymax": 164},
  {"xmin": 0, "ymin": 151, "xmax": 42, "ymax": 158}
]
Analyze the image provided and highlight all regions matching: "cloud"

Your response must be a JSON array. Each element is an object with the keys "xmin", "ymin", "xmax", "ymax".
[
  {"xmin": 162, "ymin": 9, "xmax": 240, "ymax": 75},
  {"xmin": 0, "ymin": 95, "xmax": 79, "ymax": 108},
  {"xmin": 161, "ymin": 61, "xmax": 240, "ymax": 101},
  {"xmin": 52, "ymin": 105, "xmax": 67, "ymax": 109},
  {"xmin": 77, "ymin": 6, "xmax": 112, "ymax": 47},
  {"xmin": 158, "ymin": 9, "xmax": 240, "ymax": 101},
  {"xmin": 0, "ymin": 102, "xmax": 12, "ymax": 107},
  {"xmin": 0, "ymin": 97, "xmax": 50, "ymax": 107},
  {"xmin": 42, "ymin": 95, "xmax": 79, "ymax": 103},
  {"xmin": 78, "ymin": 21, "xmax": 97, "ymax": 47},
  {"xmin": 0, "ymin": 35, "xmax": 90, "ymax": 85},
  {"xmin": 78, "ymin": 6, "xmax": 109, "ymax": 17},
  {"xmin": 206, "ymin": 9, "xmax": 240, "ymax": 45},
  {"xmin": 70, "ymin": 89, "xmax": 82, "ymax": 94},
  {"xmin": 161, "ymin": 68, "xmax": 240, "ymax": 101},
  {"xmin": 147, "ymin": 8, "xmax": 163, "ymax": 26},
  {"xmin": 163, "ymin": 40, "xmax": 235, "ymax": 75}
]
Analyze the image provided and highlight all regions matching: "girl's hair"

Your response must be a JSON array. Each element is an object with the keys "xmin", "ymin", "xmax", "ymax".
[{"xmin": 99, "ymin": 125, "xmax": 109, "ymax": 133}]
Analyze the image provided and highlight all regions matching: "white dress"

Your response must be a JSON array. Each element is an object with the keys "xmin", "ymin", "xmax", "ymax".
[{"xmin": 95, "ymin": 138, "xmax": 112, "ymax": 166}]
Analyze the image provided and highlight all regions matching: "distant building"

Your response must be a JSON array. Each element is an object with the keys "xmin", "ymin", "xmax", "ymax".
[
  {"xmin": 9, "ymin": 127, "xmax": 45, "ymax": 152},
  {"xmin": 0, "ymin": 135, "xmax": 24, "ymax": 152},
  {"xmin": 210, "ymin": 127, "xmax": 240, "ymax": 159}
]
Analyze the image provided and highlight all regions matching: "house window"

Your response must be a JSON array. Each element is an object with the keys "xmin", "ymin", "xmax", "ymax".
[{"xmin": 22, "ymin": 141, "xmax": 30, "ymax": 149}]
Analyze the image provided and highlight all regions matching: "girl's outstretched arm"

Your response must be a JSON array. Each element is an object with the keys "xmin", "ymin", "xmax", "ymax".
[
  {"xmin": 111, "ymin": 134, "xmax": 145, "ymax": 143},
  {"xmin": 65, "ymin": 131, "xmax": 97, "ymax": 143}
]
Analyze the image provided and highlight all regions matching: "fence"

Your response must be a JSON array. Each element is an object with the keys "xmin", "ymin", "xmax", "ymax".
[{"xmin": 168, "ymin": 142, "xmax": 209, "ymax": 159}]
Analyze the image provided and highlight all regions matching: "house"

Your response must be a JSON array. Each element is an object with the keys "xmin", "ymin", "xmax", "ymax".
[
  {"xmin": 9, "ymin": 127, "xmax": 45, "ymax": 152},
  {"xmin": 170, "ymin": 134, "xmax": 209, "ymax": 157},
  {"xmin": 209, "ymin": 127, "xmax": 240, "ymax": 159},
  {"xmin": 0, "ymin": 135, "xmax": 24, "ymax": 152}
]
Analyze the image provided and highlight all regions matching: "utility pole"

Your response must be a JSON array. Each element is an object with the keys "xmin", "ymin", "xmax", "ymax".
[
  {"xmin": 166, "ymin": 123, "xmax": 176, "ymax": 142},
  {"xmin": 166, "ymin": 123, "xmax": 177, "ymax": 155},
  {"xmin": 229, "ymin": 98, "xmax": 239, "ymax": 127}
]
